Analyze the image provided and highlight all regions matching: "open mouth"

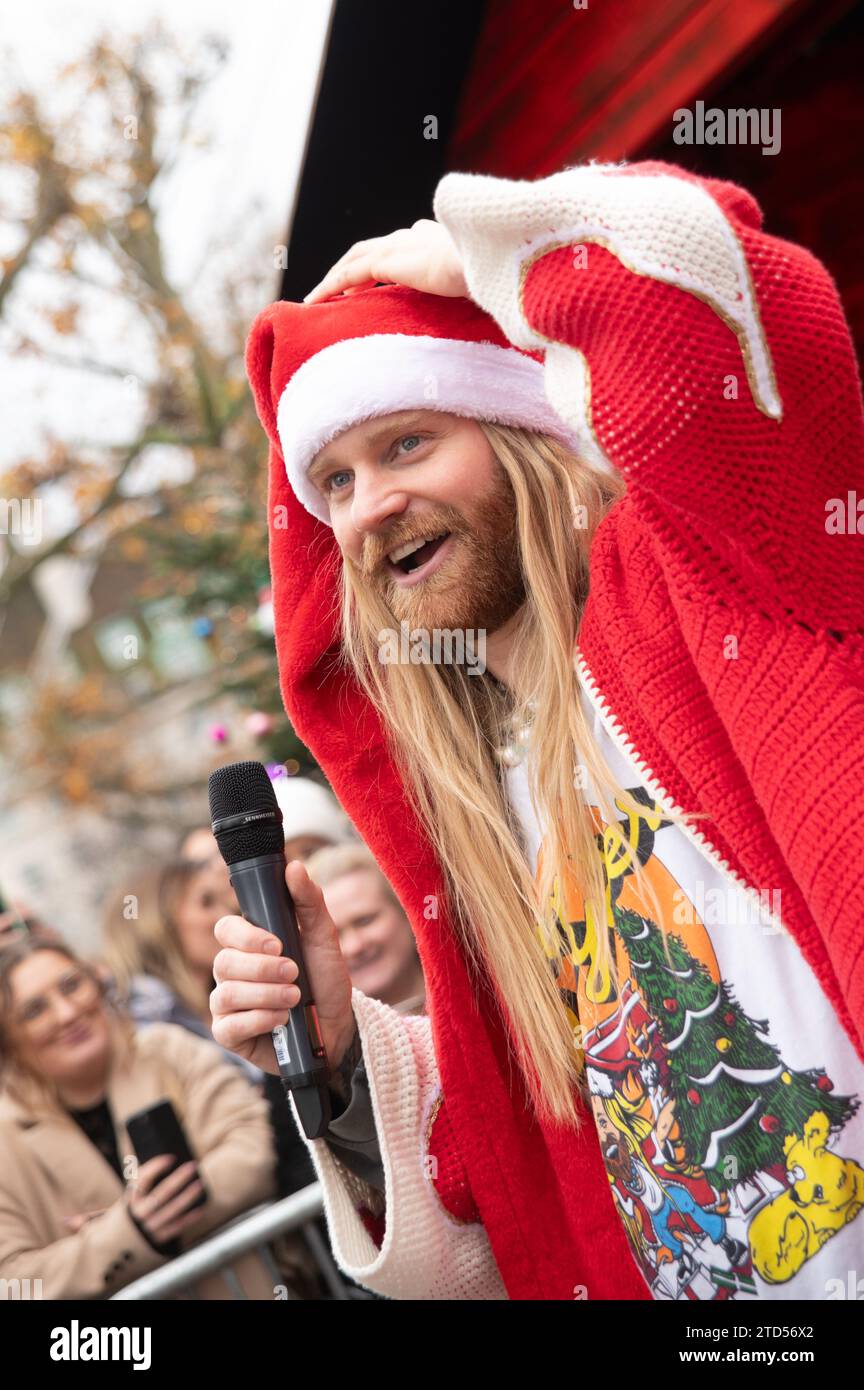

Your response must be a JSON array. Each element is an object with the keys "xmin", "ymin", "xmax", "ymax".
[
  {"xmin": 352, "ymin": 951, "xmax": 381, "ymax": 970},
  {"xmin": 60, "ymin": 1022, "xmax": 93, "ymax": 1045},
  {"xmin": 386, "ymin": 531, "xmax": 451, "ymax": 576}
]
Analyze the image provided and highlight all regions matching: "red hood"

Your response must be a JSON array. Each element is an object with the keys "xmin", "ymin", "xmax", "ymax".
[{"xmin": 242, "ymin": 284, "xmax": 535, "ymax": 952}]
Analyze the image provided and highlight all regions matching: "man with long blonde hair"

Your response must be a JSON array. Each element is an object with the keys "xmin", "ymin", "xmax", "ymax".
[{"xmin": 211, "ymin": 160, "xmax": 864, "ymax": 1301}]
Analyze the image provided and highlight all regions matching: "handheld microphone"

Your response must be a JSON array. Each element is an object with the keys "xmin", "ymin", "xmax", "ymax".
[{"xmin": 208, "ymin": 760, "xmax": 332, "ymax": 1138}]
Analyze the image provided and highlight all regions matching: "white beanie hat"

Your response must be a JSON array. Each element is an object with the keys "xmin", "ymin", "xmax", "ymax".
[{"xmin": 270, "ymin": 773, "xmax": 357, "ymax": 846}]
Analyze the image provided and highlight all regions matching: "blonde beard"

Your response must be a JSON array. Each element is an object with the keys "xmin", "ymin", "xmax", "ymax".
[{"xmin": 352, "ymin": 473, "xmax": 526, "ymax": 636}]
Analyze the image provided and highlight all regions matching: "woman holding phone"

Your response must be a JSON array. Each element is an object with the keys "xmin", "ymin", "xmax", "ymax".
[{"xmin": 0, "ymin": 936, "xmax": 284, "ymax": 1299}]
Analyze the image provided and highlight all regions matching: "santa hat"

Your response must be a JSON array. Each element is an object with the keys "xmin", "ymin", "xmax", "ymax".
[{"xmin": 245, "ymin": 284, "xmax": 580, "ymax": 526}]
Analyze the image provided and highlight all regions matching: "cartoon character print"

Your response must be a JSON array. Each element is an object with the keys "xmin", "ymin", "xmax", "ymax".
[
  {"xmin": 534, "ymin": 787, "xmax": 862, "ymax": 1300},
  {"xmin": 749, "ymin": 1110, "xmax": 864, "ymax": 1284}
]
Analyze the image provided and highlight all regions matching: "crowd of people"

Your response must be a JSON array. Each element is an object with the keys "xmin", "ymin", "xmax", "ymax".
[{"xmin": 0, "ymin": 772, "xmax": 425, "ymax": 1300}]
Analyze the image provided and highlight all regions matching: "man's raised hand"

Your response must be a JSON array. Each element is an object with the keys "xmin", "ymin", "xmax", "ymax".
[{"xmin": 303, "ymin": 219, "xmax": 468, "ymax": 304}]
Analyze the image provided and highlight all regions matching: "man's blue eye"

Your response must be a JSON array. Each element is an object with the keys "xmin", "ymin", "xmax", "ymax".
[{"xmin": 326, "ymin": 470, "xmax": 352, "ymax": 492}]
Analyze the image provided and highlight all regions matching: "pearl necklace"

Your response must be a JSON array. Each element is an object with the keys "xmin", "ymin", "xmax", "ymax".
[{"xmin": 494, "ymin": 702, "xmax": 537, "ymax": 768}]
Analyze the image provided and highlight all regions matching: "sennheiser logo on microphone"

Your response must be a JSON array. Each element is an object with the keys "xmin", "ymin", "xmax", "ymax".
[{"xmin": 243, "ymin": 811, "xmax": 277, "ymax": 822}]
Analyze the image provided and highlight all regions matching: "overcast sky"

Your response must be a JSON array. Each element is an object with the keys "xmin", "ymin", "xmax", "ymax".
[
  {"xmin": 1, "ymin": 0, "xmax": 334, "ymax": 477},
  {"xmin": 3, "ymin": 0, "xmax": 333, "ymax": 283}
]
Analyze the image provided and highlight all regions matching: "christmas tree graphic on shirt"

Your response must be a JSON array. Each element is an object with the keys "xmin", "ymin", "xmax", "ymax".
[{"xmin": 535, "ymin": 786, "xmax": 864, "ymax": 1301}]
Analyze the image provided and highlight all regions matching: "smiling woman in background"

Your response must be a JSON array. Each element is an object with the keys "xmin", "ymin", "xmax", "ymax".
[
  {"xmin": 100, "ymin": 857, "xmax": 265, "ymax": 1082},
  {"xmin": 306, "ymin": 843, "xmax": 425, "ymax": 1010},
  {"xmin": 0, "ymin": 936, "xmax": 280, "ymax": 1300}
]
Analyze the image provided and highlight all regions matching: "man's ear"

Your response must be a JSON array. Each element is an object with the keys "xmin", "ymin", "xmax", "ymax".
[{"xmin": 245, "ymin": 306, "xmax": 281, "ymax": 451}]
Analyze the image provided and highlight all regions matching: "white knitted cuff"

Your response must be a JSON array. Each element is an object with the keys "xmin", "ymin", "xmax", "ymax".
[
  {"xmin": 288, "ymin": 987, "xmax": 507, "ymax": 1300},
  {"xmin": 433, "ymin": 162, "xmax": 782, "ymax": 473}
]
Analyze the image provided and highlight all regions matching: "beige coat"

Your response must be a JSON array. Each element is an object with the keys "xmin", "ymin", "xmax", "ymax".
[{"xmin": 0, "ymin": 1021, "xmax": 284, "ymax": 1300}]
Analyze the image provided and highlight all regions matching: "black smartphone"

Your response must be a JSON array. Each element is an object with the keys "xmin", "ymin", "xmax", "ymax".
[{"xmin": 125, "ymin": 1098, "xmax": 208, "ymax": 1210}]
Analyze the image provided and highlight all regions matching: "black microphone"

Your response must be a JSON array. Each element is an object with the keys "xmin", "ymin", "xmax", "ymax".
[{"xmin": 208, "ymin": 760, "xmax": 332, "ymax": 1138}]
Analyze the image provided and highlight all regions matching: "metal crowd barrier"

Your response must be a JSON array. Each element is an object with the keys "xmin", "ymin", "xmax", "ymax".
[{"xmin": 111, "ymin": 1182, "xmax": 371, "ymax": 1300}]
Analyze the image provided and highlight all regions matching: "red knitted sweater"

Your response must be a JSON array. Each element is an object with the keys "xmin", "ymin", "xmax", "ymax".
[{"xmin": 249, "ymin": 160, "xmax": 864, "ymax": 1299}]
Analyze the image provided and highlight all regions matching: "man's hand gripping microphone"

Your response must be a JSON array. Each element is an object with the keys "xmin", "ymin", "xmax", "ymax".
[{"xmin": 208, "ymin": 761, "xmax": 332, "ymax": 1138}]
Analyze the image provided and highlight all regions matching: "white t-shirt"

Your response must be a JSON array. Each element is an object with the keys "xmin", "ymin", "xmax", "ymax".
[{"xmin": 503, "ymin": 686, "xmax": 864, "ymax": 1302}]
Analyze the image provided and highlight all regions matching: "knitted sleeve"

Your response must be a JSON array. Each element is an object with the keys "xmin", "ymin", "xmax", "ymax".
[
  {"xmin": 286, "ymin": 988, "xmax": 507, "ymax": 1299},
  {"xmin": 433, "ymin": 160, "xmax": 864, "ymax": 639},
  {"xmin": 434, "ymin": 161, "xmax": 864, "ymax": 1031}
]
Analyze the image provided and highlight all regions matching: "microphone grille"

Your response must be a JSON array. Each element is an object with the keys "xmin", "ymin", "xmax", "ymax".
[{"xmin": 208, "ymin": 761, "xmax": 284, "ymax": 865}]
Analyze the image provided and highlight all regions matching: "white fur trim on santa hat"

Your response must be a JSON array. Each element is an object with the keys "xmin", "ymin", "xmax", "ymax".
[{"xmin": 276, "ymin": 333, "xmax": 581, "ymax": 525}]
